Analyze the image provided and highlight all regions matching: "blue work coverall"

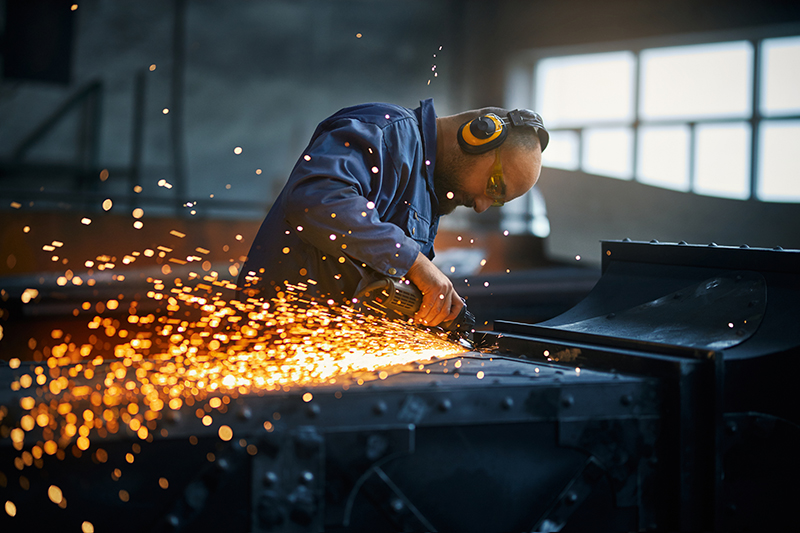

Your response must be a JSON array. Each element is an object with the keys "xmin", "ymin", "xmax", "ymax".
[{"xmin": 239, "ymin": 99, "xmax": 440, "ymax": 302}]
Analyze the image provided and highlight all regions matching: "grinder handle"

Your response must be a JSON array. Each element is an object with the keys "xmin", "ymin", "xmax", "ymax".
[{"xmin": 356, "ymin": 278, "xmax": 474, "ymax": 333}]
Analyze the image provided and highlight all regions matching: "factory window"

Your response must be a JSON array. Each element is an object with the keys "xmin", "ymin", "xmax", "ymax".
[
  {"xmin": 694, "ymin": 122, "xmax": 752, "ymax": 200},
  {"xmin": 760, "ymin": 36, "xmax": 800, "ymax": 117},
  {"xmin": 636, "ymin": 125, "xmax": 691, "ymax": 191},
  {"xmin": 757, "ymin": 120, "xmax": 800, "ymax": 202},
  {"xmin": 639, "ymin": 42, "xmax": 753, "ymax": 121},
  {"xmin": 540, "ymin": 131, "xmax": 580, "ymax": 171},
  {"xmin": 535, "ymin": 52, "xmax": 636, "ymax": 128},
  {"xmin": 583, "ymin": 127, "xmax": 634, "ymax": 180},
  {"xmin": 524, "ymin": 33, "xmax": 800, "ymax": 203}
]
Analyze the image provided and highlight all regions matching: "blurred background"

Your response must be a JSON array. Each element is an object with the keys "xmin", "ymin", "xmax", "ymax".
[{"xmin": 1, "ymin": 0, "xmax": 799, "ymax": 327}]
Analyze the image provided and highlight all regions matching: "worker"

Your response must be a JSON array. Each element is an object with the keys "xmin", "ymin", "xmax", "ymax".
[{"xmin": 239, "ymin": 99, "xmax": 548, "ymax": 327}]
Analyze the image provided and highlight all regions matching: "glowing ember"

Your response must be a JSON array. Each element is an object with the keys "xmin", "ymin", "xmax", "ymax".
[
  {"xmin": 4, "ymin": 276, "xmax": 463, "ymax": 463},
  {"xmin": 2, "ymin": 204, "xmax": 468, "ymax": 524},
  {"xmin": 218, "ymin": 425, "xmax": 233, "ymax": 441},
  {"xmin": 48, "ymin": 485, "xmax": 63, "ymax": 505}
]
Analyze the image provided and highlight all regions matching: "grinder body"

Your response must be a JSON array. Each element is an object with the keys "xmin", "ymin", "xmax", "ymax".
[{"xmin": 356, "ymin": 278, "xmax": 476, "ymax": 337}]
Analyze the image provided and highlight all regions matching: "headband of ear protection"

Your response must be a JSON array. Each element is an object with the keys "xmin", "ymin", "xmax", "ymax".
[{"xmin": 457, "ymin": 109, "xmax": 549, "ymax": 154}]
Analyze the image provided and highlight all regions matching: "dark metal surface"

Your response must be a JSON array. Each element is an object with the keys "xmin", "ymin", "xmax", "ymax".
[
  {"xmin": 2, "ymin": 240, "xmax": 798, "ymax": 531},
  {"xmin": 0, "ymin": 354, "xmax": 661, "ymax": 532},
  {"xmin": 547, "ymin": 271, "xmax": 766, "ymax": 350}
]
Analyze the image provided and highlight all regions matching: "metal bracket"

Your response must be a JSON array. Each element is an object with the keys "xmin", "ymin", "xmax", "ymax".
[
  {"xmin": 251, "ymin": 425, "xmax": 325, "ymax": 532},
  {"xmin": 347, "ymin": 465, "xmax": 437, "ymax": 532},
  {"xmin": 531, "ymin": 457, "xmax": 605, "ymax": 532},
  {"xmin": 337, "ymin": 425, "xmax": 421, "ymax": 528}
]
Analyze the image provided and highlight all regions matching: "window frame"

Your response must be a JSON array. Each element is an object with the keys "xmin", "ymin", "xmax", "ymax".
[{"xmin": 504, "ymin": 23, "xmax": 800, "ymax": 202}]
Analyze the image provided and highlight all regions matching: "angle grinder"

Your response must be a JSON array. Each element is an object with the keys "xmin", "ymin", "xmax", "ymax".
[{"xmin": 355, "ymin": 277, "xmax": 476, "ymax": 345}]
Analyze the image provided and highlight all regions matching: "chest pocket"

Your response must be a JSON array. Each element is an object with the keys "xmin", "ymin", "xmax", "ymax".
[{"xmin": 404, "ymin": 206, "xmax": 431, "ymax": 246}]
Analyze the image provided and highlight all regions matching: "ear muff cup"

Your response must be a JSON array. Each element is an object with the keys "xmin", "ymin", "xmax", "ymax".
[{"xmin": 457, "ymin": 113, "xmax": 507, "ymax": 154}]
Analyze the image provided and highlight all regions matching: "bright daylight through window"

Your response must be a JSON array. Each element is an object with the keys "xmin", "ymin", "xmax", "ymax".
[{"xmin": 533, "ymin": 34, "xmax": 800, "ymax": 202}]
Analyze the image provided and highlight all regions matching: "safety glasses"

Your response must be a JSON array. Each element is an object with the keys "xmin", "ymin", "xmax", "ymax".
[{"xmin": 485, "ymin": 149, "xmax": 506, "ymax": 207}]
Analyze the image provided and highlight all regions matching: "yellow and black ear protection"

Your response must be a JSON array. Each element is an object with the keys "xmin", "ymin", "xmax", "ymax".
[{"xmin": 457, "ymin": 109, "xmax": 549, "ymax": 154}]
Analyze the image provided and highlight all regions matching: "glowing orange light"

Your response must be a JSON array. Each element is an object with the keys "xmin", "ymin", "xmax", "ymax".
[
  {"xmin": 3, "ymin": 270, "xmax": 465, "ymax": 492},
  {"xmin": 218, "ymin": 425, "xmax": 233, "ymax": 441},
  {"xmin": 48, "ymin": 485, "xmax": 63, "ymax": 505}
]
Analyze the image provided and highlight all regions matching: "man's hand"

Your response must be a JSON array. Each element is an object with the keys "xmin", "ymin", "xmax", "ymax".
[{"xmin": 405, "ymin": 252, "xmax": 464, "ymax": 327}]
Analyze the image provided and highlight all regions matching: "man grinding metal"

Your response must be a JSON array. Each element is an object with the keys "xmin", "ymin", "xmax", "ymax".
[{"xmin": 239, "ymin": 98, "xmax": 548, "ymax": 328}]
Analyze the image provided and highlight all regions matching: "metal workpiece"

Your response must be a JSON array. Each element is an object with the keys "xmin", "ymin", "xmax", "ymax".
[
  {"xmin": 11, "ymin": 354, "xmax": 652, "ymax": 441},
  {"xmin": 1, "ymin": 240, "xmax": 798, "ymax": 532},
  {"xmin": 0, "ymin": 354, "xmax": 660, "ymax": 533}
]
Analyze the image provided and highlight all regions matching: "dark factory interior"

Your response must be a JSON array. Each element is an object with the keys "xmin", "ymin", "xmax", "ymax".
[{"xmin": 1, "ymin": 1, "xmax": 799, "ymax": 531}]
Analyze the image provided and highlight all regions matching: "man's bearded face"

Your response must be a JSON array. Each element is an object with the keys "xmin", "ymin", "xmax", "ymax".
[{"xmin": 433, "ymin": 149, "xmax": 472, "ymax": 216}]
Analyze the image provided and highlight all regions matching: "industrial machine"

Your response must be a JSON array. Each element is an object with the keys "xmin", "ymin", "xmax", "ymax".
[{"xmin": 1, "ymin": 240, "xmax": 798, "ymax": 531}]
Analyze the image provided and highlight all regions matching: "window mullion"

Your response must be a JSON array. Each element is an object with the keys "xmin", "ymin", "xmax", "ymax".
[
  {"xmin": 749, "ymin": 39, "xmax": 761, "ymax": 201},
  {"xmin": 632, "ymin": 49, "xmax": 641, "ymax": 182},
  {"xmin": 688, "ymin": 122, "xmax": 697, "ymax": 192}
]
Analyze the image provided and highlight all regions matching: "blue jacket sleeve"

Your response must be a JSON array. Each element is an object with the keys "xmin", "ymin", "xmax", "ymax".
[{"xmin": 281, "ymin": 118, "xmax": 421, "ymax": 278}]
